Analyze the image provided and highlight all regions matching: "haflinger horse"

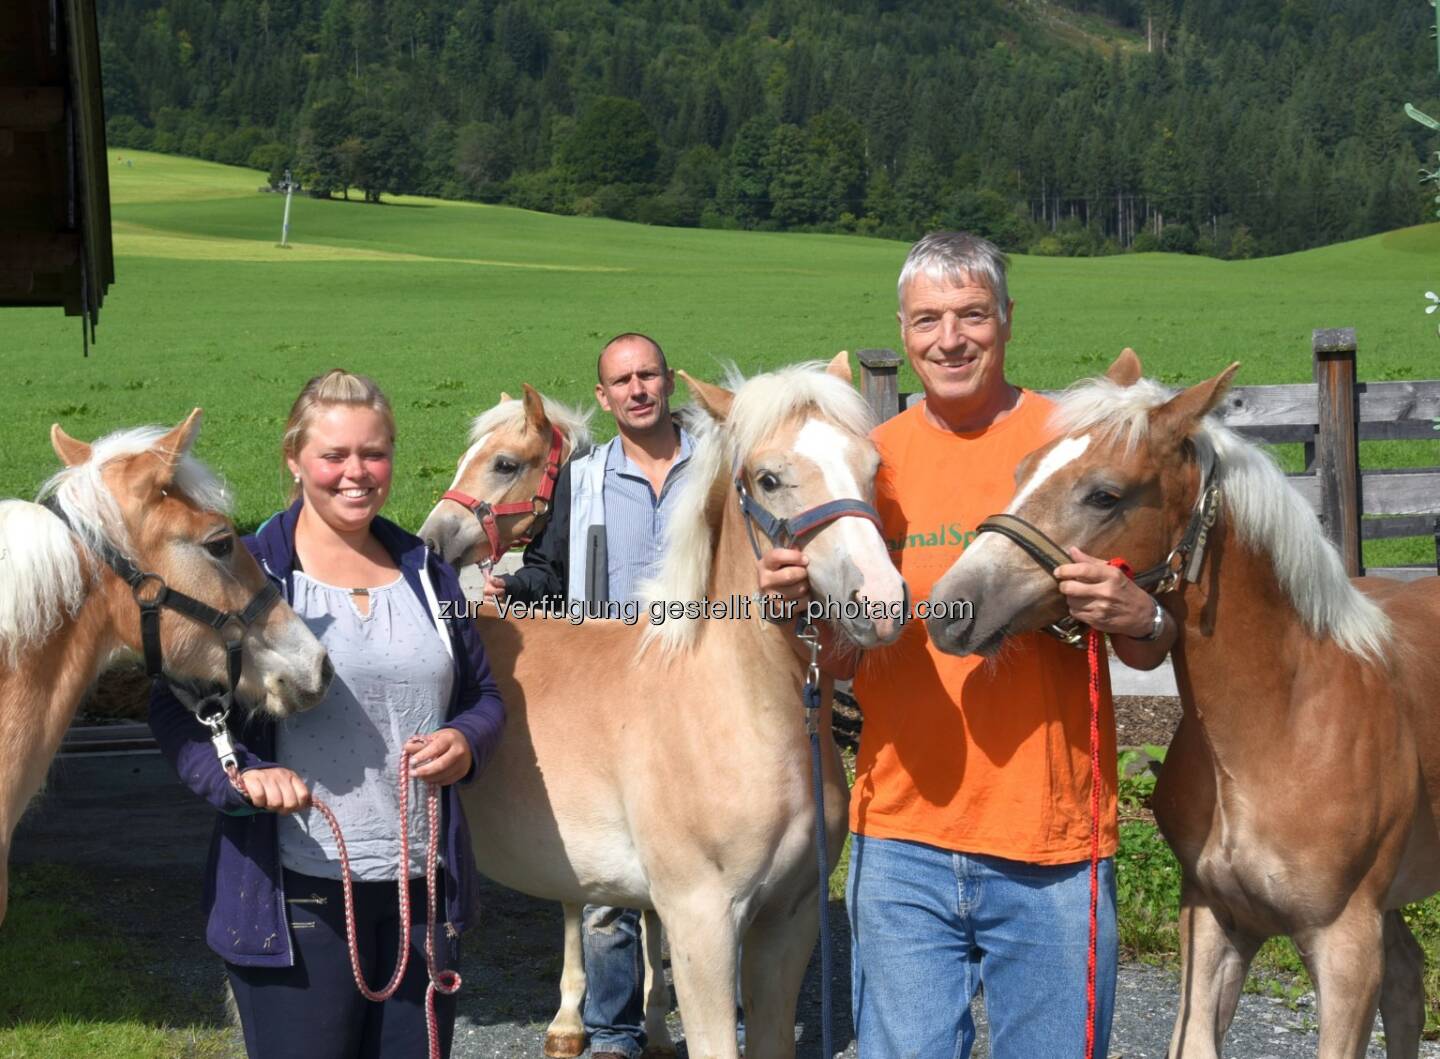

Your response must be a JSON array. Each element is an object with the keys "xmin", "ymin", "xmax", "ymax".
[
  {"xmin": 925, "ymin": 350, "xmax": 1440, "ymax": 1059},
  {"xmin": 420, "ymin": 383, "xmax": 677, "ymax": 1056},
  {"xmin": 418, "ymin": 383, "xmax": 592, "ymax": 572},
  {"xmin": 0, "ymin": 410, "xmax": 331, "ymax": 925},
  {"xmin": 424, "ymin": 353, "xmax": 907, "ymax": 1059}
]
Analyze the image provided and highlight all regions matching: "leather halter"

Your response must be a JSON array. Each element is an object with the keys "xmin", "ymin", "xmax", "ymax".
[
  {"xmin": 735, "ymin": 469, "xmax": 884, "ymax": 560},
  {"xmin": 440, "ymin": 426, "xmax": 565, "ymax": 567},
  {"xmin": 41, "ymin": 496, "xmax": 282, "ymax": 717},
  {"xmin": 972, "ymin": 467, "xmax": 1221, "ymax": 647}
]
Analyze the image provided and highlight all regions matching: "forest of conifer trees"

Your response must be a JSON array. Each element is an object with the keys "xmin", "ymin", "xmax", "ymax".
[{"xmin": 99, "ymin": 0, "xmax": 1438, "ymax": 257}]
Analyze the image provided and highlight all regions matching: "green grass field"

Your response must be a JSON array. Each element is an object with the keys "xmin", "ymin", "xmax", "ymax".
[
  {"xmin": 4, "ymin": 149, "xmax": 1438, "ymax": 563},
  {"xmin": 6, "ymin": 152, "xmax": 1440, "ymax": 1046}
]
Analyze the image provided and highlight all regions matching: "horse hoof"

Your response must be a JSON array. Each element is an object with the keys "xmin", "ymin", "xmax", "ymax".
[
  {"xmin": 640, "ymin": 1048, "xmax": 679, "ymax": 1059},
  {"xmin": 543, "ymin": 1033, "xmax": 586, "ymax": 1058}
]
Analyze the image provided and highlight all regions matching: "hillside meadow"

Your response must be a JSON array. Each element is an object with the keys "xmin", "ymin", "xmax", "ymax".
[{"xmin": 3, "ymin": 150, "xmax": 1438, "ymax": 563}]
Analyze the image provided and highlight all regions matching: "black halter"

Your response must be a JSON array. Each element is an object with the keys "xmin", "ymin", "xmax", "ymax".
[
  {"xmin": 972, "ymin": 468, "xmax": 1221, "ymax": 647},
  {"xmin": 734, "ymin": 470, "xmax": 884, "ymax": 560},
  {"xmin": 41, "ymin": 496, "xmax": 282, "ymax": 725}
]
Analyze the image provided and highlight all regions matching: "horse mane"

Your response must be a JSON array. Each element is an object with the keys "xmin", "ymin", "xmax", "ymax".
[
  {"xmin": 467, "ymin": 394, "xmax": 594, "ymax": 456},
  {"xmin": 1055, "ymin": 377, "xmax": 1391, "ymax": 661},
  {"xmin": 640, "ymin": 362, "xmax": 876, "ymax": 655},
  {"xmin": 0, "ymin": 427, "xmax": 231, "ymax": 666}
]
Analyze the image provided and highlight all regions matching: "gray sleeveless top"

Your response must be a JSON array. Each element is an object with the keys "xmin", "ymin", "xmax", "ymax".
[{"xmin": 276, "ymin": 570, "xmax": 454, "ymax": 881}]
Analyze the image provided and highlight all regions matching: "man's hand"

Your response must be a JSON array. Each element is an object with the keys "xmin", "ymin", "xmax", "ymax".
[
  {"xmin": 1054, "ymin": 547, "xmax": 1155, "ymax": 638},
  {"xmin": 239, "ymin": 767, "xmax": 311, "ymax": 815},
  {"xmin": 406, "ymin": 729, "xmax": 473, "ymax": 786},
  {"xmin": 757, "ymin": 547, "xmax": 811, "ymax": 607},
  {"xmin": 484, "ymin": 573, "xmax": 508, "ymax": 603}
]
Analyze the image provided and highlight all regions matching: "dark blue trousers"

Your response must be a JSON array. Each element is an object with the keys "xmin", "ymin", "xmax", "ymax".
[{"xmin": 227, "ymin": 869, "xmax": 460, "ymax": 1059}]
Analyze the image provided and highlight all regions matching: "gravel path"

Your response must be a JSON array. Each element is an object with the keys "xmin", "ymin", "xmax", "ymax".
[{"xmin": 13, "ymin": 751, "xmax": 1438, "ymax": 1058}]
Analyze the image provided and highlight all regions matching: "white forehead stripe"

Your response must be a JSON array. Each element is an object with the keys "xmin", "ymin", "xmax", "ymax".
[
  {"xmin": 1007, "ymin": 434, "xmax": 1091, "ymax": 512},
  {"xmin": 793, "ymin": 418, "xmax": 882, "ymax": 558},
  {"xmin": 447, "ymin": 433, "xmax": 490, "ymax": 491},
  {"xmin": 794, "ymin": 420, "xmax": 862, "ymax": 498}
]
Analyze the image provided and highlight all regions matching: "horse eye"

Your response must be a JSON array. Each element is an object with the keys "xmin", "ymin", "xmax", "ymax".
[
  {"xmin": 205, "ymin": 535, "xmax": 235, "ymax": 559},
  {"xmin": 493, "ymin": 457, "xmax": 519, "ymax": 475},
  {"xmin": 757, "ymin": 472, "xmax": 781, "ymax": 493},
  {"xmin": 1084, "ymin": 490, "xmax": 1120, "ymax": 511}
]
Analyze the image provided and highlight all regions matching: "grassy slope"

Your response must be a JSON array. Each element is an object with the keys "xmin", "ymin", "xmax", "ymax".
[
  {"xmin": 0, "ymin": 865, "xmax": 236, "ymax": 1058},
  {"xmin": 3, "ymin": 150, "xmax": 1437, "ymax": 561}
]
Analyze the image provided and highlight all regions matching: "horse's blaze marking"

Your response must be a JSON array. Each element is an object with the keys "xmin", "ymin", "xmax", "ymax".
[
  {"xmin": 793, "ymin": 419, "xmax": 872, "ymax": 554},
  {"xmin": 1007, "ymin": 433, "xmax": 1091, "ymax": 513},
  {"xmin": 448, "ymin": 433, "xmax": 490, "ymax": 492}
]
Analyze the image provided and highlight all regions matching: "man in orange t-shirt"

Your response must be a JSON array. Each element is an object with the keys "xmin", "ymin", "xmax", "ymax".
[{"xmin": 758, "ymin": 232, "xmax": 1176, "ymax": 1057}]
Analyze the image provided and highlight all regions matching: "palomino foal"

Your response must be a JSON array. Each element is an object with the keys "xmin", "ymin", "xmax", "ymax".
[
  {"xmin": 434, "ymin": 356, "xmax": 906, "ymax": 1059},
  {"xmin": 0, "ymin": 410, "xmax": 330, "ymax": 925},
  {"xmin": 928, "ymin": 351, "xmax": 1440, "ymax": 1059}
]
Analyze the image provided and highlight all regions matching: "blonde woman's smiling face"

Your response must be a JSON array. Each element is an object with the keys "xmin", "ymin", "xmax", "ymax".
[{"xmin": 288, "ymin": 405, "xmax": 394, "ymax": 533}]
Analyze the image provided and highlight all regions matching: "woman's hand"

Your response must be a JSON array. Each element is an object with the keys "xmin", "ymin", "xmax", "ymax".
[
  {"xmin": 405, "ymin": 729, "xmax": 473, "ymax": 786},
  {"xmin": 239, "ymin": 767, "xmax": 312, "ymax": 815}
]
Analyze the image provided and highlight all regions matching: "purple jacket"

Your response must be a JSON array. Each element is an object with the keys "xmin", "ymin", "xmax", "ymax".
[{"xmin": 148, "ymin": 500, "xmax": 506, "ymax": 968}]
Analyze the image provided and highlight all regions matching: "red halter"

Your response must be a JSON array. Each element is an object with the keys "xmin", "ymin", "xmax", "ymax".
[{"xmin": 440, "ymin": 426, "xmax": 566, "ymax": 567}]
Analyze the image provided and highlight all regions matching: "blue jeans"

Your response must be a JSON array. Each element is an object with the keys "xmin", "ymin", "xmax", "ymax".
[
  {"xmin": 582, "ymin": 904, "xmax": 645, "ymax": 1056},
  {"xmin": 846, "ymin": 834, "xmax": 1117, "ymax": 1059}
]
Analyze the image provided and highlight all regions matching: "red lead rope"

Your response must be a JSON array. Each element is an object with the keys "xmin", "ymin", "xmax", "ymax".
[
  {"xmin": 224, "ymin": 754, "xmax": 462, "ymax": 1059},
  {"xmin": 1085, "ymin": 627, "xmax": 1103, "ymax": 1059},
  {"xmin": 1085, "ymin": 557, "xmax": 1131, "ymax": 1059}
]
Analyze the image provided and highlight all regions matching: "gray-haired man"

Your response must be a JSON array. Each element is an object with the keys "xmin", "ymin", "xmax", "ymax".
[
  {"xmin": 487, "ymin": 332, "xmax": 693, "ymax": 1059},
  {"xmin": 757, "ymin": 232, "xmax": 1173, "ymax": 1056}
]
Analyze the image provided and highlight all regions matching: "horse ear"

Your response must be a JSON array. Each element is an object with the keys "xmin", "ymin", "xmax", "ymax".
[
  {"xmin": 499, "ymin": 390, "xmax": 513, "ymax": 403},
  {"xmin": 153, "ymin": 409, "xmax": 204, "ymax": 481},
  {"xmin": 678, "ymin": 370, "xmax": 734, "ymax": 422},
  {"xmin": 826, "ymin": 350, "xmax": 853, "ymax": 384},
  {"xmin": 142, "ymin": 408, "xmax": 204, "ymax": 491},
  {"xmin": 1105, "ymin": 348, "xmax": 1142, "ymax": 387},
  {"xmin": 1152, "ymin": 363, "xmax": 1240, "ymax": 443},
  {"xmin": 51, "ymin": 423, "xmax": 92, "ymax": 467},
  {"xmin": 521, "ymin": 384, "xmax": 550, "ymax": 434}
]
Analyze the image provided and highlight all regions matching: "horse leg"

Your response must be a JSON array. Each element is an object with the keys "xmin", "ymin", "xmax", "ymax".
[
  {"xmin": 640, "ymin": 909, "xmax": 677, "ymax": 1058},
  {"xmin": 659, "ymin": 893, "xmax": 741, "ymax": 1059},
  {"xmin": 543, "ymin": 902, "xmax": 587, "ymax": 1059},
  {"xmin": 1295, "ymin": 905, "xmax": 1385, "ymax": 1059},
  {"xmin": 738, "ymin": 893, "xmax": 820, "ymax": 1059},
  {"xmin": 1168, "ymin": 894, "xmax": 1259, "ymax": 1059},
  {"xmin": 1379, "ymin": 909, "xmax": 1424, "ymax": 1059}
]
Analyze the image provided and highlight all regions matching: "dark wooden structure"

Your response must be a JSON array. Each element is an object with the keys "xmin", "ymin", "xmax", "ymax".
[
  {"xmin": 857, "ymin": 333, "xmax": 1440, "ymax": 580},
  {"xmin": 0, "ymin": 0, "xmax": 113, "ymax": 344}
]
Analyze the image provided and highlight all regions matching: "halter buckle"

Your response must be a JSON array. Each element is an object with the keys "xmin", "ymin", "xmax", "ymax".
[
  {"xmin": 131, "ymin": 571, "xmax": 168, "ymax": 607},
  {"xmin": 1047, "ymin": 617, "xmax": 1088, "ymax": 648}
]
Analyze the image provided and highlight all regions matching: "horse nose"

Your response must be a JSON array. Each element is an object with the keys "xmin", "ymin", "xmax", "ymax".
[
  {"xmin": 319, "ymin": 655, "xmax": 335, "ymax": 690},
  {"xmin": 927, "ymin": 602, "xmax": 975, "ymax": 652}
]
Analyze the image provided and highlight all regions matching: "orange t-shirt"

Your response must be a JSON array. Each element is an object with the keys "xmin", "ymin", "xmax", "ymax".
[{"xmin": 850, "ymin": 391, "xmax": 1117, "ymax": 864}]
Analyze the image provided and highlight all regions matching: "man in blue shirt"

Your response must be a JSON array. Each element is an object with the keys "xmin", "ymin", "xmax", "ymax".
[{"xmin": 487, "ymin": 332, "xmax": 691, "ymax": 1059}]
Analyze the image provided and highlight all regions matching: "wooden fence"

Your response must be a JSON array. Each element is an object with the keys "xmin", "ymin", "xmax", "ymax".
[{"xmin": 856, "ymin": 329, "xmax": 1440, "ymax": 580}]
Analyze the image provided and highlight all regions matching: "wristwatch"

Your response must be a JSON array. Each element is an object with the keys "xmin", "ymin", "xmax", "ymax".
[{"xmin": 1137, "ymin": 597, "xmax": 1167, "ymax": 642}]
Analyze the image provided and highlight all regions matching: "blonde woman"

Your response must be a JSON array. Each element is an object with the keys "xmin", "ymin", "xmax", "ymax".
[{"xmin": 150, "ymin": 370, "xmax": 504, "ymax": 1059}]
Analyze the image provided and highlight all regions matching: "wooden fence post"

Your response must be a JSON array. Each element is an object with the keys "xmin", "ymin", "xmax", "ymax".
[
  {"xmin": 1312, "ymin": 328, "xmax": 1363, "ymax": 576},
  {"xmin": 856, "ymin": 348, "xmax": 903, "ymax": 423}
]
